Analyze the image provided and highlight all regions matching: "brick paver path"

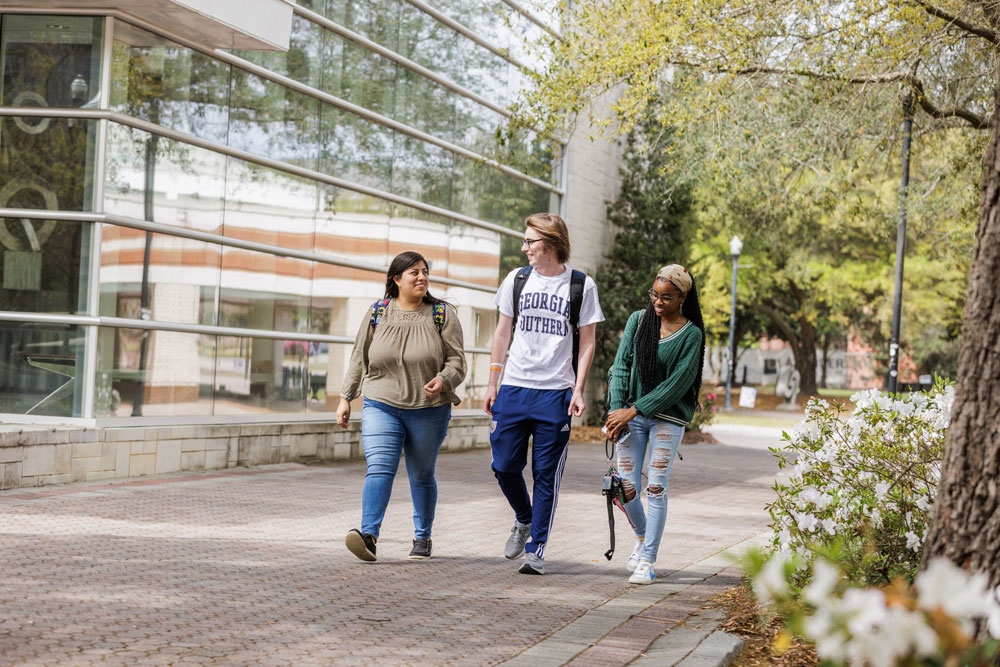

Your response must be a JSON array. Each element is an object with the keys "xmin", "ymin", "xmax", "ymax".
[{"xmin": 0, "ymin": 426, "xmax": 782, "ymax": 665}]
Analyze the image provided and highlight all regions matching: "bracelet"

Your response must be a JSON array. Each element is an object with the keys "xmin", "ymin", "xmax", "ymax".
[{"xmin": 489, "ymin": 363, "xmax": 503, "ymax": 372}]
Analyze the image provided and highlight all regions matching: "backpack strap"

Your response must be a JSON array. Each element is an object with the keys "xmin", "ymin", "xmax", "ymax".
[
  {"xmin": 369, "ymin": 298, "xmax": 390, "ymax": 329},
  {"xmin": 431, "ymin": 302, "xmax": 446, "ymax": 333},
  {"xmin": 569, "ymin": 269, "xmax": 586, "ymax": 376},
  {"xmin": 371, "ymin": 298, "xmax": 446, "ymax": 334},
  {"xmin": 510, "ymin": 266, "xmax": 533, "ymax": 332}
]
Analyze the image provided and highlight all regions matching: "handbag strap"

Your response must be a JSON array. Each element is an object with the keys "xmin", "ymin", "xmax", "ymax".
[{"xmin": 604, "ymin": 491, "xmax": 615, "ymax": 560}]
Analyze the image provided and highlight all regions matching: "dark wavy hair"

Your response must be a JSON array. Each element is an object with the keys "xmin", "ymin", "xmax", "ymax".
[
  {"xmin": 383, "ymin": 251, "xmax": 445, "ymax": 305},
  {"xmin": 634, "ymin": 275, "xmax": 706, "ymax": 409}
]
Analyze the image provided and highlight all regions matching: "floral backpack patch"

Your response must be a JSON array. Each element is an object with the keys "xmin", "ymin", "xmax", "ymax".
[{"xmin": 369, "ymin": 299, "xmax": 445, "ymax": 333}]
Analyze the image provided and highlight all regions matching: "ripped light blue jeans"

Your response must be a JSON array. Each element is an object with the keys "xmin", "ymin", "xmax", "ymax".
[{"xmin": 616, "ymin": 415, "xmax": 684, "ymax": 563}]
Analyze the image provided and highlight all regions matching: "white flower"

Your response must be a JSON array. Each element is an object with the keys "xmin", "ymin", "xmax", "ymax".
[
  {"xmin": 887, "ymin": 607, "xmax": 940, "ymax": 657},
  {"xmin": 795, "ymin": 511, "xmax": 819, "ymax": 533},
  {"xmin": 875, "ymin": 481, "xmax": 891, "ymax": 499},
  {"xmin": 753, "ymin": 553, "xmax": 789, "ymax": 605},
  {"xmin": 916, "ymin": 558, "xmax": 994, "ymax": 633},
  {"xmin": 803, "ymin": 559, "xmax": 840, "ymax": 606},
  {"xmin": 822, "ymin": 518, "xmax": 837, "ymax": 535},
  {"xmin": 813, "ymin": 628, "xmax": 848, "ymax": 663},
  {"xmin": 988, "ymin": 585, "xmax": 1000, "ymax": 639},
  {"xmin": 905, "ymin": 531, "xmax": 922, "ymax": 551},
  {"xmin": 841, "ymin": 588, "xmax": 889, "ymax": 636},
  {"xmin": 916, "ymin": 495, "xmax": 931, "ymax": 511},
  {"xmin": 777, "ymin": 527, "xmax": 792, "ymax": 549}
]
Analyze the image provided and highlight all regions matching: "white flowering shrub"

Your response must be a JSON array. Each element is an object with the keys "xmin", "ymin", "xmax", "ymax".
[
  {"xmin": 768, "ymin": 383, "xmax": 953, "ymax": 585},
  {"xmin": 745, "ymin": 550, "xmax": 1000, "ymax": 666}
]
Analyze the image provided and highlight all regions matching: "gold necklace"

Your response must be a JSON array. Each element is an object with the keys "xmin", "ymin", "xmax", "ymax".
[{"xmin": 660, "ymin": 317, "xmax": 685, "ymax": 337}]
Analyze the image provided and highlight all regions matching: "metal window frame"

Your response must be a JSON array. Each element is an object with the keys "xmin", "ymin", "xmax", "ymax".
[
  {"xmin": 0, "ymin": 309, "xmax": 492, "ymax": 353},
  {"xmin": 0, "ymin": 106, "xmax": 527, "ymax": 240},
  {"xmin": 78, "ymin": 15, "xmax": 116, "ymax": 419},
  {"xmin": 498, "ymin": 0, "xmax": 564, "ymax": 41}
]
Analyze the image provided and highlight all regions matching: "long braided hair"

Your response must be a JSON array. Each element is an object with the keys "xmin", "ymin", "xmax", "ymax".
[{"xmin": 634, "ymin": 276, "xmax": 707, "ymax": 409}]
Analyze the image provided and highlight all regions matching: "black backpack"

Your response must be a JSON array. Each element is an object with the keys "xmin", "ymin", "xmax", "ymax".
[{"xmin": 511, "ymin": 266, "xmax": 587, "ymax": 375}]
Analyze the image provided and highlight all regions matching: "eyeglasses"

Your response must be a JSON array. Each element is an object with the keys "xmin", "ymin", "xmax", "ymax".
[
  {"xmin": 648, "ymin": 289, "xmax": 681, "ymax": 303},
  {"xmin": 521, "ymin": 238, "xmax": 544, "ymax": 248}
]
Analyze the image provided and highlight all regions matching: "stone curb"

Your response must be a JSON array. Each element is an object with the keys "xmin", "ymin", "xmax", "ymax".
[{"xmin": 498, "ymin": 531, "xmax": 770, "ymax": 667}]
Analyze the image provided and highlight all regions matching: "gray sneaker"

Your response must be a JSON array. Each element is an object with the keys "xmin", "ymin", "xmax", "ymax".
[
  {"xmin": 504, "ymin": 521, "xmax": 531, "ymax": 559},
  {"xmin": 518, "ymin": 551, "xmax": 544, "ymax": 575}
]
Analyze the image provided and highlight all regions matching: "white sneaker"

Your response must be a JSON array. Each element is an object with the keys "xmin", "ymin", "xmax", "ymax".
[
  {"xmin": 626, "ymin": 538, "xmax": 645, "ymax": 573},
  {"xmin": 629, "ymin": 560, "xmax": 655, "ymax": 585}
]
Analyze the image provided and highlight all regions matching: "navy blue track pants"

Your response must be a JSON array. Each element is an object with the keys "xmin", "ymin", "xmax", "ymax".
[{"xmin": 489, "ymin": 385, "xmax": 572, "ymax": 557}]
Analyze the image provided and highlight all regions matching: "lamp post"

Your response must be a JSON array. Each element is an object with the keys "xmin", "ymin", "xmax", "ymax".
[
  {"xmin": 724, "ymin": 235, "xmax": 743, "ymax": 410},
  {"xmin": 887, "ymin": 92, "xmax": 913, "ymax": 394}
]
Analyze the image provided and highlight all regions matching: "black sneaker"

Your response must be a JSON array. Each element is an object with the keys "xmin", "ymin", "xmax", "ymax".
[
  {"xmin": 345, "ymin": 529, "xmax": 377, "ymax": 562},
  {"xmin": 408, "ymin": 538, "xmax": 432, "ymax": 560}
]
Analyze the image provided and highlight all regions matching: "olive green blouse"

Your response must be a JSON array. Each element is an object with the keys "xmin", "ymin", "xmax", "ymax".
[{"xmin": 340, "ymin": 299, "xmax": 467, "ymax": 409}]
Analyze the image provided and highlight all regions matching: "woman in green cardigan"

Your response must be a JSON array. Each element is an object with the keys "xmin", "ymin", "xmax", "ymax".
[{"xmin": 604, "ymin": 264, "xmax": 706, "ymax": 585}]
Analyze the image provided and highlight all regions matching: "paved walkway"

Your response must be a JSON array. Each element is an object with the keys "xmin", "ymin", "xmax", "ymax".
[{"xmin": 0, "ymin": 424, "xmax": 784, "ymax": 665}]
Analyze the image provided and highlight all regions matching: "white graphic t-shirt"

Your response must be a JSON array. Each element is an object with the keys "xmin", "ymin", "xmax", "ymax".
[{"xmin": 494, "ymin": 266, "xmax": 604, "ymax": 390}]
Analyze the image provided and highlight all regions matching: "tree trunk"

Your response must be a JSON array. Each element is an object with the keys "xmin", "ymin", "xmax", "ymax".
[
  {"xmin": 921, "ymin": 71, "xmax": 1000, "ymax": 636},
  {"xmin": 796, "ymin": 316, "xmax": 819, "ymax": 396}
]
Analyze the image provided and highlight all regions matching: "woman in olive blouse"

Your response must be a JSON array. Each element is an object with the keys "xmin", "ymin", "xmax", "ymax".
[{"xmin": 337, "ymin": 251, "xmax": 466, "ymax": 562}]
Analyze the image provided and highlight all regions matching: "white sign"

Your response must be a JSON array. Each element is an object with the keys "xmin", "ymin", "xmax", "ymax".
[
  {"xmin": 738, "ymin": 387, "xmax": 757, "ymax": 408},
  {"xmin": 919, "ymin": 374, "xmax": 932, "ymax": 385}
]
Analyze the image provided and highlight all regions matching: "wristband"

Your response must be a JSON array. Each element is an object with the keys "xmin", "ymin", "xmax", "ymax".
[{"xmin": 489, "ymin": 363, "xmax": 503, "ymax": 372}]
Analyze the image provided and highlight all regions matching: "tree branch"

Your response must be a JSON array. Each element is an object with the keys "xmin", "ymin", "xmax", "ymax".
[
  {"xmin": 668, "ymin": 59, "xmax": 991, "ymax": 129},
  {"xmin": 908, "ymin": 77, "xmax": 991, "ymax": 129},
  {"xmin": 912, "ymin": 0, "xmax": 1000, "ymax": 45},
  {"xmin": 668, "ymin": 59, "xmax": 912, "ymax": 84},
  {"xmin": 756, "ymin": 302, "xmax": 801, "ymax": 352}
]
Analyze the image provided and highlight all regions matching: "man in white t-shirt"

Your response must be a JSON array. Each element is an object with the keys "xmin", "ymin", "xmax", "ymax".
[{"xmin": 483, "ymin": 213, "xmax": 604, "ymax": 575}]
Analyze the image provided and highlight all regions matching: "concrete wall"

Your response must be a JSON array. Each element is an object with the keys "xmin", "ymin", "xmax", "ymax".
[
  {"xmin": 562, "ymin": 92, "xmax": 624, "ymax": 416},
  {"xmin": 0, "ymin": 413, "xmax": 489, "ymax": 490}
]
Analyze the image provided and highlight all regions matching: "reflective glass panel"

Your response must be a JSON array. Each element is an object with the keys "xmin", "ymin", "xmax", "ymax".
[
  {"xmin": 213, "ymin": 335, "xmax": 307, "ymax": 416},
  {"xmin": 98, "ymin": 229, "xmax": 221, "ymax": 327},
  {"xmin": 220, "ymin": 158, "xmax": 316, "ymax": 335},
  {"xmin": 0, "ymin": 15, "xmax": 101, "ymax": 316},
  {"xmin": 96, "ymin": 326, "xmax": 215, "ymax": 417},
  {"xmin": 311, "ymin": 184, "xmax": 390, "ymax": 338},
  {"xmin": 231, "ymin": 14, "xmax": 325, "ymax": 91},
  {"xmin": 110, "ymin": 21, "xmax": 230, "ymax": 143},
  {"xmin": 0, "ymin": 215, "xmax": 90, "ymax": 314},
  {"xmin": 319, "ymin": 104, "xmax": 394, "ymax": 192},
  {"xmin": 0, "ymin": 321, "xmax": 85, "ymax": 417},
  {"xmin": 1, "ymin": 15, "xmax": 104, "ymax": 112},
  {"xmin": 104, "ymin": 122, "xmax": 227, "ymax": 234},
  {"xmin": 391, "ymin": 134, "xmax": 454, "ymax": 211},
  {"xmin": 228, "ymin": 67, "xmax": 319, "ymax": 169}
]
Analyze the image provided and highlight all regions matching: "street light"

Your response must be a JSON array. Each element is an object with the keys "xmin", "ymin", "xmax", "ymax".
[
  {"xmin": 724, "ymin": 235, "xmax": 742, "ymax": 410},
  {"xmin": 887, "ymin": 92, "xmax": 913, "ymax": 394}
]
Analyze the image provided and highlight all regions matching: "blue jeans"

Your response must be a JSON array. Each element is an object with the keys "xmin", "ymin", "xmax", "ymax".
[
  {"xmin": 360, "ymin": 398, "xmax": 452, "ymax": 540},
  {"xmin": 616, "ymin": 416, "xmax": 683, "ymax": 563}
]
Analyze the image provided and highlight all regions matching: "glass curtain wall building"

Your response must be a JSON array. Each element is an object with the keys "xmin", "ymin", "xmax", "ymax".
[{"xmin": 0, "ymin": 1, "xmax": 561, "ymax": 423}]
